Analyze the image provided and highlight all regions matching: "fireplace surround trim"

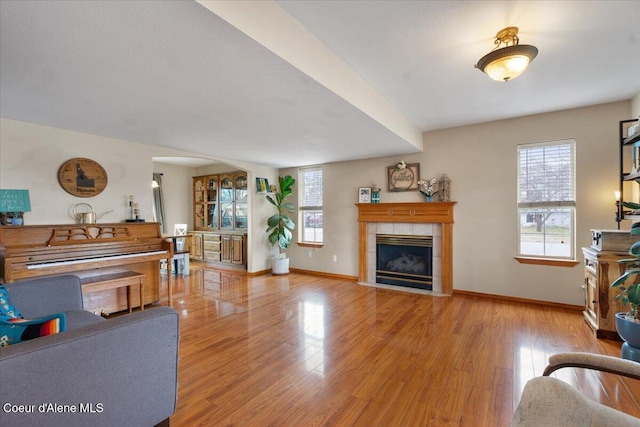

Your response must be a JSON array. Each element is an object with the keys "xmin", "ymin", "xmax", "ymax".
[{"xmin": 356, "ymin": 202, "xmax": 455, "ymax": 295}]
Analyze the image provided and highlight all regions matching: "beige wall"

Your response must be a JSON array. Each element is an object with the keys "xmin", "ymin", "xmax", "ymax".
[
  {"xmin": 1, "ymin": 118, "xmax": 160, "ymax": 224},
  {"xmin": 283, "ymin": 101, "xmax": 631, "ymax": 305},
  {"xmin": 0, "ymin": 117, "xmax": 278, "ymax": 273},
  {"xmin": 632, "ymin": 93, "xmax": 640, "ymax": 118},
  {"xmin": 152, "ymin": 162, "xmax": 196, "ymax": 232},
  {"xmin": 1, "ymin": 99, "xmax": 635, "ymax": 303}
]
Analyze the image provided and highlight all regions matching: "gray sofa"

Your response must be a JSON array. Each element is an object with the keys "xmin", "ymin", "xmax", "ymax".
[{"xmin": 0, "ymin": 275, "xmax": 179, "ymax": 427}]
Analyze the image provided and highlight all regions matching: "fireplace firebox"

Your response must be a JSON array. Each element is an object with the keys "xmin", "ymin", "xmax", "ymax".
[{"xmin": 376, "ymin": 234, "xmax": 433, "ymax": 290}]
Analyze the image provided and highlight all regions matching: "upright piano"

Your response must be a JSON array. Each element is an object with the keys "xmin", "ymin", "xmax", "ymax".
[{"xmin": 0, "ymin": 223, "xmax": 172, "ymax": 314}]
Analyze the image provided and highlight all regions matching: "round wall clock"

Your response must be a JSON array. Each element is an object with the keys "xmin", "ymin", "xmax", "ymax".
[{"xmin": 58, "ymin": 158, "xmax": 108, "ymax": 197}]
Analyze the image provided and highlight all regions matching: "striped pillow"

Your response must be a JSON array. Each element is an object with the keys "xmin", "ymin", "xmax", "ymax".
[
  {"xmin": 0, "ymin": 285, "xmax": 66, "ymax": 347},
  {"xmin": 0, "ymin": 313, "xmax": 66, "ymax": 347}
]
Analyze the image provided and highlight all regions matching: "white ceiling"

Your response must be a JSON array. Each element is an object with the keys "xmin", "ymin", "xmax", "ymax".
[{"xmin": 1, "ymin": 1, "xmax": 639, "ymax": 169}]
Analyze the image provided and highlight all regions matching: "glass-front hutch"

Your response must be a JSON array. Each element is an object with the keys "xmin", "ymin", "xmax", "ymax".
[{"xmin": 193, "ymin": 171, "xmax": 247, "ymax": 231}]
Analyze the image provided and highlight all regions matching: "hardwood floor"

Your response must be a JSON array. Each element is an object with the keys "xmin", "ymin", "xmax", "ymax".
[{"xmin": 157, "ymin": 264, "xmax": 640, "ymax": 426}]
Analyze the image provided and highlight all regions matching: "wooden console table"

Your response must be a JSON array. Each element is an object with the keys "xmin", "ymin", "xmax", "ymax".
[{"xmin": 81, "ymin": 271, "xmax": 145, "ymax": 313}]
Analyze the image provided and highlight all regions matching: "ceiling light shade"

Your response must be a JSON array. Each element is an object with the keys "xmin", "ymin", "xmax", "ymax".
[{"xmin": 475, "ymin": 27, "xmax": 538, "ymax": 82}]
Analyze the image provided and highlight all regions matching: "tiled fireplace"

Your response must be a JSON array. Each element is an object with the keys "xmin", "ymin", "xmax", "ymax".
[
  {"xmin": 371, "ymin": 226, "xmax": 439, "ymax": 291},
  {"xmin": 356, "ymin": 202, "xmax": 455, "ymax": 295}
]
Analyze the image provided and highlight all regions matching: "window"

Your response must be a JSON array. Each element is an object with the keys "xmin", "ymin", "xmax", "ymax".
[
  {"xmin": 517, "ymin": 139, "xmax": 576, "ymax": 260},
  {"xmin": 299, "ymin": 167, "xmax": 323, "ymax": 244}
]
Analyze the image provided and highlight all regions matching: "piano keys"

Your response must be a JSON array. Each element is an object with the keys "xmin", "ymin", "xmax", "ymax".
[
  {"xmin": 0, "ymin": 223, "xmax": 172, "ymax": 314},
  {"xmin": 26, "ymin": 250, "xmax": 168, "ymax": 270}
]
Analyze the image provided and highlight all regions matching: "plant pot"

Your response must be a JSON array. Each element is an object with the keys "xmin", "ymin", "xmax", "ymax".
[
  {"xmin": 615, "ymin": 312, "xmax": 640, "ymax": 362},
  {"xmin": 272, "ymin": 257, "xmax": 290, "ymax": 275}
]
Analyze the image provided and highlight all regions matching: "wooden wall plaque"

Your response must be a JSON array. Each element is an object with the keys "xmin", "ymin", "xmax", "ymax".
[{"xmin": 58, "ymin": 158, "xmax": 108, "ymax": 197}]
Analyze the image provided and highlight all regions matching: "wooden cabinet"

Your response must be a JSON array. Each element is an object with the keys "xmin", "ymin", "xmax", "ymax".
[
  {"xmin": 193, "ymin": 172, "xmax": 247, "ymax": 232},
  {"xmin": 190, "ymin": 231, "xmax": 246, "ymax": 267},
  {"xmin": 192, "ymin": 171, "xmax": 248, "ymax": 268},
  {"xmin": 221, "ymin": 234, "xmax": 245, "ymax": 264},
  {"xmin": 582, "ymin": 247, "xmax": 627, "ymax": 339}
]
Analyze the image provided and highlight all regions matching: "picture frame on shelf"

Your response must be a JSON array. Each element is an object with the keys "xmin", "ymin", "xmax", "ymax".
[
  {"xmin": 387, "ymin": 162, "xmax": 420, "ymax": 192},
  {"xmin": 256, "ymin": 177, "xmax": 270, "ymax": 193},
  {"xmin": 358, "ymin": 187, "xmax": 372, "ymax": 203}
]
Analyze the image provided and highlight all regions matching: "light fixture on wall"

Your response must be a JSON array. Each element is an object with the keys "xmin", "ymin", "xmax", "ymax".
[{"xmin": 475, "ymin": 27, "xmax": 538, "ymax": 82}]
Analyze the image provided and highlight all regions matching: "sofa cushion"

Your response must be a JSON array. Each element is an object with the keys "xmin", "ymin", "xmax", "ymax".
[
  {"xmin": 64, "ymin": 310, "xmax": 105, "ymax": 330},
  {"xmin": 4, "ymin": 276, "xmax": 84, "ymax": 319},
  {"xmin": 0, "ymin": 313, "xmax": 66, "ymax": 347}
]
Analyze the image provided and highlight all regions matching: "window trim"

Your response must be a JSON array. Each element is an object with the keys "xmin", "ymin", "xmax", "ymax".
[
  {"xmin": 514, "ymin": 256, "xmax": 580, "ymax": 267},
  {"xmin": 298, "ymin": 166, "xmax": 323, "ymax": 245},
  {"xmin": 516, "ymin": 139, "xmax": 576, "ymax": 262},
  {"xmin": 297, "ymin": 242, "xmax": 324, "ymax": 248}
]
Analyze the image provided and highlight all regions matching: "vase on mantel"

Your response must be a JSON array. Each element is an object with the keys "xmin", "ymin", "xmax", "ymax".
[
  {"xmin": 425, "ymin": 196, "xmax": 434, "ymax": 202},
  {"xmin": 372, "ymin": 191, "xmax": 380, "ymax": 204}
]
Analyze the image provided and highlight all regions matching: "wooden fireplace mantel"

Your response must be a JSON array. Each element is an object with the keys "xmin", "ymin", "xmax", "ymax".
[{"xmin": 356, "ymin": 202, "xmax": 455, "ymax": 295}]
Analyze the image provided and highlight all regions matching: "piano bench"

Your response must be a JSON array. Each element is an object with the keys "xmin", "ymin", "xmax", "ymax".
[{"xmin": 80, "ymin": 271, "xmax": 145, "ymax": 314}]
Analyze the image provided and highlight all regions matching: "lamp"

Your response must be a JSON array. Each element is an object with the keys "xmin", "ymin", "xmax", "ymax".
[
  {"xmin": 0, "ymin": 189, "xmax": 31, "ymax": 226},
  {"xmin": 615, "ymin": 190, "xmax": 623, "ymax": 230},
  {"xmin": 475, "ymin": 27, "xmax": 538, "ymax": 82}
]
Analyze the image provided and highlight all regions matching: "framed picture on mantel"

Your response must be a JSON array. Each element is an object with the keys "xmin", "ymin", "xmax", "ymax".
[
  {"xmin": 387, "ymin": 162, "xmax": 420, "ymax": 192},
  {"xmin": 358, "ymin": 187, "xmax": 372, "ymax": 203}
]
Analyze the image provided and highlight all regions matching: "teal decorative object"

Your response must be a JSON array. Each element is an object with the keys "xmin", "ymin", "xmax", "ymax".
[{"xmin": 0, "ymin": 189, "xmax": 31, "ymax": 225}]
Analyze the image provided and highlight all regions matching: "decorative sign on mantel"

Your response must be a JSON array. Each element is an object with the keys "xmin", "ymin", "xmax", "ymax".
[{"xmin": 387, "ymin": 162, "xmax": 420, "ymax": 192}]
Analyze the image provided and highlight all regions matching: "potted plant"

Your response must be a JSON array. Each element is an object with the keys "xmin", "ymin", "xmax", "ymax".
[
  {"xmin": 611, "ymin": 232, "xmax": 640, "ymax": 362},
  {"xmin": 266, "ymin": 175, "xmax": 296, "ymax": 275},
  {"xmin": 417, "ymin": 177, "xmax": 438, "ymax": 202}
]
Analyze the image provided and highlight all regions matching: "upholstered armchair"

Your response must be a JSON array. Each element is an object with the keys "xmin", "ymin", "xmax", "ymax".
[{"xmin": 511, "ymin": 352, "xmax": 640, "ymax": 426}]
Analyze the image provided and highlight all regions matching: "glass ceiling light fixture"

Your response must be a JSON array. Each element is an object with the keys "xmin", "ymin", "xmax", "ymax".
[{"xmin": 475, "ymin": 26, "xmax": 538, "ymax": 82}]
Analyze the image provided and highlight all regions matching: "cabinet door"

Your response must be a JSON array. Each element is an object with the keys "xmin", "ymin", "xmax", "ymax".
[
  {"xmin": 221, "ymin": 235, "xmax": 233, "ymax": 262},
  {"xmin": 234, "ymin": 174, "xmax": 248, "ymax": 230},
  {"xmin": 235, "ymin": 174, "xmax": 248, "ymax": 202},
  {"xmin": 193, "ymin": 178, "xmax": 207, "ymax": 230},
  {"xmin": 191, "ymin": 233, "xmax": 203, "ymax": 260},
  {"xmin": 206, "ymin": 203, "xmax": 218, "ymax": 229},
  {"xmin": 584, "ymin": 258, "xmax": 597, "ymax": 328},
  {"xmin": 220, "ymin": 201, "xmax": 233, "ymax": 230},
  {"xmin": 206, "ymin": 177, "xmax": 218, "ymax": 202},
  {"xmin": 235, "ymin": 202, "xmax": 247, "ymax": 230},
  {"xmin": 220, "ymin": 175, "xmax": 234, "ymax": 202},
  {"xmin": 206, "ymin": 176, "xmax": 219, "ymax": 229},
  {"xmin": 231, "ymin": 235, "xmax": 244, "ymax": 264}
]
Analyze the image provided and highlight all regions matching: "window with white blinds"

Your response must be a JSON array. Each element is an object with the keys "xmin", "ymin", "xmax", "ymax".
[
  {"xmin": 299, "ymin": 167, "xmax": 323, "ymax": 244},
  {"xmin": 517, "ymin": 139, "xmax": 576, "ymax": 259}
]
